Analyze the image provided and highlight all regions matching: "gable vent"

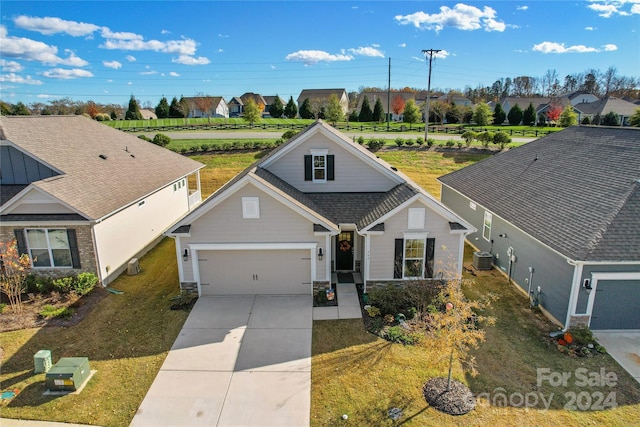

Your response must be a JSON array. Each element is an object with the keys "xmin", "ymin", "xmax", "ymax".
[{"xmin": 99, "ymin": 154, "xmax": 108, "ymax": 160}]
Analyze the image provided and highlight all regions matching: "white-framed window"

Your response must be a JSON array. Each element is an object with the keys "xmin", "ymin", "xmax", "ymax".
[
  {"xmin": 404, "ymin": 237, "xmax": 426, "ymax": 278},
  {"xmin": 242, "ymin": 197, "xmax": 260, "ymax": 219},
  {"xmin": 408, "ymin": 208, "xmax": 425, "ymax": 229},
  {"xmin": 483, "ymin": 211, "xmax": 492, "ymax": 241},
  {"xmin": 310, "ymin": 149, "xmax": 328, "ymax": 182},
  {"xmin": 26, "ymin": 229, "xmax": 72, "ymax": 268},
  {"xmin": 469, "ymin": 201, "xmax": 477, "ymax": 210}
]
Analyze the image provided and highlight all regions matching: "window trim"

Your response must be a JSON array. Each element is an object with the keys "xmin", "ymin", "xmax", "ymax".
[
  {"xmin": 242, "ymin": 197, "xmax": 260, "ymax": 219},
  {"xmin": 403, "ymin": 233, "xmax": 427, "ymax": 278},
  {"xmin": 25, "ymin": 228, "xmax": 73, "ymax": 269},
  {"xmin": 483, "ymin": 211, "xmax": 493, "ymax": 241},
  {"xmin": 310, "ymin": 149, "xmax": 329, "ymax": 183}
]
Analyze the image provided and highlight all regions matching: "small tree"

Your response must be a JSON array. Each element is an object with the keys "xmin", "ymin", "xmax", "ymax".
[
  {"xmin": 402, "ymin": 99, "xmax": 421, "ymax": 129},
  {"xmin": 242, "ymin": 98, "xmax": 262, "ymax": 125},
  {"xmin": 581, "ymin": 116, "xmax": 591, "ymax": 125},
  {"xmin": 284, "ymin": 96, "xmax": 298, "ymax": 119},
  {"xmin": 86, "ymin": 101, "xmax": 99, "ymax": 119},
  {"xmin": 193, "ymin": 94, "xmax": 215, "ymax": 124},
  {"xmin": 493, "ymin": 131, "xmax": 511, "ymax": 150},
  {"xmin": 391, "ymin": 95, "xmax": 406, "ymax": 120},
  {"xmin": 492, "ymin": 103, "xmax": 506, "ymax": 125},
  {"xmin": 559, "ymin": 105, "xmax": 578, "ymax": 127},
  {"xmin": 358, "ymin": 96, "xmax": 373, "ymax": 122},
  {"xmin": 299, "ymin": 98, "xmax": 314, "ymax": 119},
  {"xmin": 372, "ymin": 97, "xmax": 385, "ymax": 122},
  {"xmin": 630, "ymin": 108, "xmax": 640, "ymax": 127},
  {"xmin": 477, "ymin": 131, "xmax": 495, "ymax": 148},
  {"xmin": 461, "ymin": 130, "xmax": 477, "ymax": 147},
  {"xmin": 0, "ymin": 240, "xmax": 32, "ymax": 313},
  {"xmin": 268, "ymin": 96, "xmax": 284, "ymax": 118},
  {"xmin": 152, "ymin": 133, "xmax": 171, "ymax": 147},
  {"xmin": 507, "ymin": 103, "xmax": 523, "ymax": 125},
  {"xmin": 169, "ymin": 97, "xmax": 185, "ymax": 118},
  {"xmin": 601, "ymin": 111, "xmax": 620, "ymax": 126},
  {"xmin": 155, "ymin": 97, "xmax": 170, "ymax": 119},
  {"xmin": 125, "ymin": 96, "xmax": 143, "ymax": 120},
  {"xmin": 446, "ymin": 103, "xmax": 463, "ymax": 124},
  {"xmin": 545, "ymin": 104, "xmax": 562, "ymax": 126},
  {"xmin": 324, "ymin": 93, "xmax": 344, "ymax": 124},
  {"xmin": 473, "ymin": 103, "xmax": 493, "ymax": 126},
  {"xmin": 522, "ymin": 103, "xmax": 536, "ymax": 126},
  {"xmin": 11, "ymin": 102, "xmax": 31, "ymax": 116}
]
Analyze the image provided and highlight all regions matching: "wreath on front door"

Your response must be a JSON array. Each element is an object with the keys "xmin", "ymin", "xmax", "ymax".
[{"xmin": 339, "ymin": 240, "xmax": 352, "ymax": 252}]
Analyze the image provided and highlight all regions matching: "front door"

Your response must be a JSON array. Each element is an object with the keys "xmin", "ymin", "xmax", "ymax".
[{"xmin": 335, "ymin": 231, "xmax": 354, "ymax": 271}]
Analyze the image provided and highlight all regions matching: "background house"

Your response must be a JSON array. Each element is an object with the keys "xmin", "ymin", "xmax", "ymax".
[
  {"xmin": 356, "ymin": 91, "xmax": 417, "ymax": 121},
  {"xmin": 297, "ymin": 89, "xmax": 349, "ymax": 117},
  {"xmin": 184, "ymin": 96, "xmax": 229, "ymax": 119},
  {"xmin": 169, "ymin": 120, "xmax": 472, "ymax": 297},
  {"xmin": 438, "ymin": 126, "xmax": 640, "ymax": 330},
  {"xmin": 574, "ymin": 97, "xmax": 638, "ymax": 125},
  {"xmin": 0, "ymin": 116, "xmax": 204, "ymax": 285}
]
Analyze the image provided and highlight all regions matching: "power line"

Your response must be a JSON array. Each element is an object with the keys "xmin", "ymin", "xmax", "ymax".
[{"xmin": 422, "ymin": 49, "xmax": 441, "ymax": 141}]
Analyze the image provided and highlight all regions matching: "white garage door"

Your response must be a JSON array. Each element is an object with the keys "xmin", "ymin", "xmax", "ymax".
[{"xmin": 198, "ymin": 249, "xmax": 311, "ymax": 296}]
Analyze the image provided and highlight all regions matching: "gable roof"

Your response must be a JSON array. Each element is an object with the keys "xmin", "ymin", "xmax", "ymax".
[
  {"xmin": 573, "ymin": 97, "xmax": 638, "ymax": 117},
  {"xmin": 171, "ymin": 120, "xmax": 471, "ymax": 233},
  {"xmin": 439, "ymin": 126, "xmax": 640, "ymax": 262},
  {"xmin": 297, "ymin": 89, "xmax": 346, "ymax": 103},
  {"xmin": 0, "ymin": 115, "xmax": 203, "ymax": 220}
]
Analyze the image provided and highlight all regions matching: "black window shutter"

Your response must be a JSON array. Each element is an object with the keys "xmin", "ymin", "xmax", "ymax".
[
  {"xmin": 394, "ymin": 238, "xmax": 403, "ymax": 279},
  {"xmin": 304, "ymin": 155, "xmax": 312, "ymax": 181},
  {"xmin": 327, "ymin": 155, "xmax": 335, "ymax": 181},
  {"xmin": 13, "ymin": 229, "xmax": 27, "ymax": 256},
  {"xmin": 425, "ymin": 238, "xmax": 435, "ymax": 278},
  {"xmin": 67, "ymin": 229, "xmax": 82, "ymax": 269}
]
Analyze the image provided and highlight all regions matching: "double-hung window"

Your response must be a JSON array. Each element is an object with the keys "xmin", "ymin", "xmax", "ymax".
[
  {"xmin": 313, "ymin": 154, "xmax": 326, "ymax": 181},
  {"xmin": 404, "ymin": 238, "xmax": 425, "ymax": 278},
  {"xmin": 483, "ymin": 211, "xmax": 492, "ymax": 241},
  {"xmin": 304, "ymin": 150, "xmax": 334, "ymax": 183},
  {"xmin": 26, "ymin": 229, "xmax": 72, "ymax": 268}
]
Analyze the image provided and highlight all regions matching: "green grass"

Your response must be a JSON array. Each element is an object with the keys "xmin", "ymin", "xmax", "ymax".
[
  {"xmin": 310, "ymin": 244, "xmax": 640, "ymax": 426},
  {"xmin": 0, "ymin": 238, "xmax": 190, "ymax": 427}
]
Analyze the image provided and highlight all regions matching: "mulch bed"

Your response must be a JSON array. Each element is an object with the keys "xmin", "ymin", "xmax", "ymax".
[{"xmin": 423, "ymin": 377, "xmax": 476, "ymax": 415}]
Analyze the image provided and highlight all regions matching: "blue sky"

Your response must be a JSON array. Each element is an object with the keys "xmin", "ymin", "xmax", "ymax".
[{"xmin": 1, "ymin": 0, "xmax": 638, "ymax": 107}]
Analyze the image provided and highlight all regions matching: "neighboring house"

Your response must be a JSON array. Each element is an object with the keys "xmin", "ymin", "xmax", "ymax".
[
  {"xmin": 228, "ymin": 93, "xmax": 268, "ymax": 118},
  {"xmin": 168, "ymin": 120, "xmax": 473, "ymax": 296},
  {"xmin": 437, "ymin": 94, "xmax": 473, "ymax": 107},
  {"xmin": 140, "ymin": 109, "xmax": 157, "ymax": 120},
  {"xmin": 574, "ymin": 97, "xmax": 638, "ymax": 125},
  {"xmin": 228, "ymin": 97, "xmax": 243, "ymax": 117},
  {"xmin": 0, "ymin": 116, "xmax": 204, "ymax": 285},
  {"xmin": 560, "ymin": 91, "xmax": 599, "ymax": 106},
  {"xmin": 356, "ymin": 91, "xmax": 417, "ymax": 121},
  {"xmin": 184, "ymin": 96, "xmax": 229, "ymax": 119},
  {"xmin": 438, "ymin": 126, "xmax": 640, "ymax": 330},
  {"xmin": 262, "ymin": 95, "xmax": 286, "ymax": 117},
  {"xmin": 500, "ymin": 97, "xmax": 570, "ymax": 125},
  {"xmin": 297, "ymin": 89, "xmax": 349, "ymax": 117}
]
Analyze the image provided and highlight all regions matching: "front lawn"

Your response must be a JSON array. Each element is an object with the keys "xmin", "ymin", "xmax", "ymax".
[
  {"xmin": 0, "ymin": 238, "xmax": 189, "ymax": 427},
  {"xmin": 310, "ymin": 245, "xmax": 640, "ymax": 426}
]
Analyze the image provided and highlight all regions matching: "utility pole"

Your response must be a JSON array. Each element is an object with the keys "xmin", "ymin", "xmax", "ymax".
[
  {"xmin": 387, "ymin": 58, "xmax": 391, "ymax": 131},
  {"xmin": 422, "ymin": 49, "xmax": 441, "ymax": 142}
]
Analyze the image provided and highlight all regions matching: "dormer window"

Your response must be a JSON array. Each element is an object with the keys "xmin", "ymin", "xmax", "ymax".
[{"xmin": 304, "ymin": 149, "xmax": 335, "ymax": 182}]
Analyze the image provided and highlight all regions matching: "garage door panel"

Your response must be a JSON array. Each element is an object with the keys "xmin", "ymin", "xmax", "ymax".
[
  {"xmin": 590, "ymin": 279, "xmax": 640, "ymax": 330},
  {"xmin": 199, "ymin": 250, "xmax": 311, "ymax": 296}
]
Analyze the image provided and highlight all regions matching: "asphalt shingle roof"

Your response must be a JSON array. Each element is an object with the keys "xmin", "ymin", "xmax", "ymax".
[
  {"xmin": 439, "ymin": 126, "xmax": 640, "ymax": 262},
  {"xmin": 1, "ymin": 116, "xmax": 203, "ymax": 220}
]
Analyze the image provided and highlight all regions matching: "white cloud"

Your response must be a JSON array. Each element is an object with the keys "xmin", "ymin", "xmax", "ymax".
[
  {"xmin": 517, "ymin": 5, "xmax": 529, "ymax": 11},
  {"xmin": 161, "ymin": 29, "xmax": 171, "ymax": 35},
  {"xmin": 218, "ymin": 33, "xmax": 229, "ymax": 38},
  {"xmin": 169, "ymin": 71, "xmax": 180, "ymax": 77},
  {"xmin": 217, "ymin": 48, "xmax": 224, "ymax": 53},
  {"xmin": 585, "ymin": 26, "xmax": 596, "ymax": 30},
  {"xmin": 285, "ymin": 50, "xmax": 353, "ymax": 65},
  {"xmin": 398, "ymin": 43, "xmax": 407, "ymax": 48},
  {"xmin": 125, "ymin": 55, "xmax": 136, "ymax": 62},
  {"xmin": 172, "ymin": 55, "xmax": 211, "ymax": 65},
  {"xmin": 14, "ymin": 15, "xmax": 99, "ymax": 36},
  {"xmin": 395, "ymin": 4, "xmax": 508, "ymax": 33},
  {"xmin": 100, "ymin": 37, "xmax": 198, "ymax": 56},
  {"xmin": 1, "ymin": 59, "xmax": 24, "ymax": 72},
  {"xmin": 632, "ymin": 3, "xmax": 640, "ymax": 14},
  {"xmin": 587, "ymin": 0, "xmax": 639, "ymax": 17},
  {"xmin": 348, "ymin": 46, "xmax": 384, "ymax": 57},
  {"xmin": 603, "ymin": 43, "xmax": 618, "ymax": 51},
  {"xmin": 101, "ymin": 28, "xmax": 143, "ymax": 41},
  {"xmin": 0, "ymin": 29, "xmax": 89, "ymax": 66},
  {"xmin": 434, "ymin": 50, "xmax": 451, "ymax": 59},
  {"xmin": 41, "ymin": 68, "xmax": 94, "ymax": 79},
  {"xmin": 140, "ymin": 70, "xmax": 157, "ymax": 75},
  {"xmin": 533, "ymin": 41, "xmax": 603, "ymax": 53},
  {"xmin": 0, "ymin": 73, "xmax": 43, "ymax": 85},
  {"xmin": 103, "ymin": 60, "xmax": 122, "ymax": 69}
]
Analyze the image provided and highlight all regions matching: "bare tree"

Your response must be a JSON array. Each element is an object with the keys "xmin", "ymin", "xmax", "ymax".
[
  {"xmin": 192, "ymin": 94, "xmax": 215, "ymax": 123},
  {"xmin": 600, "ymin": 66, "xmax": 618, "ymax": 96}
]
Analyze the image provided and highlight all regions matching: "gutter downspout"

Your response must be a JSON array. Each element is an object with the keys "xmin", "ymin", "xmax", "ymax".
[{"xmin": 551, "ymin": 258, "xmax": 582, "ymax": 337}]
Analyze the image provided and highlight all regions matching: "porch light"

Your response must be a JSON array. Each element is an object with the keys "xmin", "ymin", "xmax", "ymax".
[
  {"xmin": 183, "ymin": 248, "xmax": 189, "ymax": 261},
  {"xmin": 583, "ymin": 278, "xmax": 592, "ymax": 295},
  {"xmin": 318, "ymin": 247, "xmax": 323, "ymax": 261}
]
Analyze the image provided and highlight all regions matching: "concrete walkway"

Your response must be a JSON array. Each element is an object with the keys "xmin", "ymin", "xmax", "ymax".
[
  {"xmin": 593, "ymin": 331, "xmax": 640, "ymax": 384},
  {"xmin": 130, "ymin": 295, "xmax": 312, "ymax": 427},
  {"xmin": 313, "ymin": 272, "xmax": 363, "ymax": 321},
  {"xmin": 0, "ymin": 420, "xmax": 100, "ymax": 427}
]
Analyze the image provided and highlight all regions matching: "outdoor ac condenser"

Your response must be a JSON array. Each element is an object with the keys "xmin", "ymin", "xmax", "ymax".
[{"xmin": 472, "ymin": 252, "xmax": 493, "ymax": 270}]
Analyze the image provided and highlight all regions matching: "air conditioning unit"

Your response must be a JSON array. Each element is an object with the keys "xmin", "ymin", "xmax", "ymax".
[
  {"xmin": 127, "ymin": 258, "xmax": 140, "ymax": 275},
  {"xmin": 472, "ymin": 252, "xmax": 493, "ymax": 270}
]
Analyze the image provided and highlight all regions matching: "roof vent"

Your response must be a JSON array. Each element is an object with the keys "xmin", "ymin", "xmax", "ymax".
[{"xmin": 99, "ymin": 154, "xmax": 108, "ymax": 160}]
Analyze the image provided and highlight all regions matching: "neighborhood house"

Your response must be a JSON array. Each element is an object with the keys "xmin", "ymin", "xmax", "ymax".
[
  {"xmin": 438, "ymin": 126, "xmax": 640, "ymax": 330},
  {"xmin": 0, "ymin": 115, "xmax": 204, "ymax": 285},
  {"xmin": 168, "ymin": 120, "xmax": 473, "ymax": 296}
]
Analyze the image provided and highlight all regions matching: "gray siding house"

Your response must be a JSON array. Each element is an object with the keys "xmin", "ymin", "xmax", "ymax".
[
  {"xmin": 439, "ymin": 126, "xmax": 640, "ymax": 330},
  {"xmin": 168, "ymin": 120, "xmax": 472, "ymax": 296}
]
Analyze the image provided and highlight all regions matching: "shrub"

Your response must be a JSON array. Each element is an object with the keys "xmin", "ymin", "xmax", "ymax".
[
  {"xmin": 493, "ymin": 131, "xmax": 511, "ymax": 150},
  {"xmin": 581, "ymin": 116, "xmax": 591, "ymax": 125},
  {"xmin": 395, "ymin": 137, "xmax": 405, "ymax": 147},
  {"xmin": 415, "ymin": 137, "xmax": 424, "ymax": 146},
  {"xmin": 52, "ymin": 277, "xmax": 74, "ymax": 293},
  {"xmin": 282, "ymin": 130, "xmax": 298, "ymax": 140},
  {"xmin": 461, "ymin": 130, "xmax": 477, "ymax": 147},
  {"xmin": 478, "ymin": 131, "xmax": 495, "ymax": 148},
  {"xmin": 357, "ymin": 136, "xmax": 365, "ymax": 145},
  {"xmin": 200, "ymin": 144, "xmax": 210, "ymax": 152},
  {"xmin": 568, "ymin": 327, "xmax": 595, "ymax": 346},
  {"xmin": 0, "ymin": 303, "xmax": 6, "ymax": 313},
  {"xmin": 179, "ymin": 147, "xmax": 188, "ymax": 154},
  {"xmin": 138, "ymin": 134, "xmax": 152, "ymax": 142},
  {"xmin": 383, "ymin": 326, "xmax": 422, "ymax": 345},
  {"xmin": 405, "ymin": 139, "xmax": 415, "ymax": 146},
  {"xmin": 426, "ymin": 138, "xmax": 434, "ymax": 148},
  {"xmin": 152, "ymin": 133, "xmax": 171, "ymax": 147},
  {"xmin": 40, "ymin": 305, "xmax": 74, "ymax": 319},
  {"xmin": 366, "ymin": 305, "xmax": 381, "ymax": 317},
  {"xmin": 368, "ymin": 284, "xmax": 412, "ymax": 318},
  {"xmin": 457, "ymin": 142, "xmax": 463, "ymax": 149},
  {"xmin": 367, "ymin": 138, "xmax": 385, "ymax": 152},
  {"xmin": 445, "ymin": 139, "xmax": 455, "ymax": 148},
  {"xmin": 25, "ymin": 274, "xmax": 54, "ymax": 294},
  {"xmin": 74, "ymin": 272, "xmax": 99, "ymax": 296}
]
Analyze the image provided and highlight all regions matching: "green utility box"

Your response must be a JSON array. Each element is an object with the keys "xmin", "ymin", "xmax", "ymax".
[
  {"xmin": 45, "ymin": 357, "xmax": 91, "ymax": 392},
  {"xmin": 34, "ymin": 350, "xmax": 52, "ymax": 374}
]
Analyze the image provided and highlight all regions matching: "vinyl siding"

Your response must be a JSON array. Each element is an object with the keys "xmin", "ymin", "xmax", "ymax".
[
  {"xmin": 264, "ymin": 134, "xmax": 397, "ymax": 193},
  {"xmin": 368, "ymin": 200, "xmax": 461, "ymax": 280},
  {"xmin": 179, "ymin": 182, "xmax": 326, "ymax": 282},
  {"xmin": 0, "ymin": 145, "xmax": 57, "ymax": 184}
]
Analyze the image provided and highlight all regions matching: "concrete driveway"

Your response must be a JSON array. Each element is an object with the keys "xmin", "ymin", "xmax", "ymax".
[
  {"xmin": 593, "ymin": 331, "xmax": 640, "ymax": 384},
  {"xmin": 130, "ymin": 295, "xmax": 312, "ymax": 426}
]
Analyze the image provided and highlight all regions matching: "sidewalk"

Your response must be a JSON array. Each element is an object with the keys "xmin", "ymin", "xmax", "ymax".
[{"xmin": 312, "ymin": 274, "xmax": 363, "ymax": 320}]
